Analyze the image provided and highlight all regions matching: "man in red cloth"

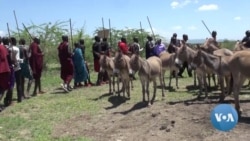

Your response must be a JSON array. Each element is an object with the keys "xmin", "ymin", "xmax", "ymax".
[
  {"xmin": 29, "ymin": 37, "xmax": 45, "ymax": 96},
  {"xmin": 58, "ymin": 35, "xmax": 74, "ymax": 92},
  {"xmin": 0, "ymin": 37, "xmax": 10, "ymax": 109},
  {"xmin": 114, "ymin": 37, "xmax": 133, "ymax": 76}
]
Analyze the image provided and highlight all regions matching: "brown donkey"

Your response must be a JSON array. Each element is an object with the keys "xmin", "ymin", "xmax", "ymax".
[
  {"xmin": 191, "ymin": 48, "xmax": 232, "ymax": 102},
  {"xmin": 159, "ymin": 51, "xmax": 179, "ymax": 89},
  {"xmin": 129, "ymin": 54, "xmax": 165, "ymax": 105},
  {"xmin": 99, "ymin": 54, "xmax": 116, "ymax": 95},
  {"xmin": 113, "ymin": 51, "xmax": 133, "ymax": 99},
  {"xmin": 228, "ymin": 50, "xmax": 250, "ymax": 116}
]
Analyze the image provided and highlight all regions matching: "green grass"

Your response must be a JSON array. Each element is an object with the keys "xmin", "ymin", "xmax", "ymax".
[{"xmin": 0, "ymin": 64, "xmax": 197, "ymax": 141}]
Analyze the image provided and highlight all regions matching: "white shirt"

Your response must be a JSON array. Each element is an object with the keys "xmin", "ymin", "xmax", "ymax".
[{"xmin": 9, "ymin": 45, "xmax": 23, "ymax": 71}]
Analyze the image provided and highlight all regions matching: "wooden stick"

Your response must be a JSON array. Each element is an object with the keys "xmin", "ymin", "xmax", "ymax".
[
  {"xmin": 69, "ymin": 18, "xmax": 74, "ymax": 51},
  {"xmin": 13, "ymin": 10, "xmax": 21, "ymax": 39},
  {"xmin": 140, "ymin": 21, "xmax": 144, "ymax": 47},
  {"xmin": 201, "ymin": 20, "xmax": 212, "ymax": 36},
  {"xmin": 102, "ymin": 17, "xmax": 106, "ymax": 38},
  {"xmin": 147, "ymin": 16, "xmax": 156, "ymax": 41},
  {"xmin": 109, "ymin": 18, "xmax": 112, "ymax": 47}
]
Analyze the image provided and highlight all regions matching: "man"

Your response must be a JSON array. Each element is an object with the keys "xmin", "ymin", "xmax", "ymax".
[
  {"xmin": 153, "ymin": 39, "xmax": 166, "ymax": 56},
  {"xmin": 241, "ymin": 30, "xmax": 250, "ymax": 48},
  {"xmin": 92, "ymin": 36, "xmax": 103, "ymax": 86},
  {"xmin": 145, "ymin": 35, "xmax": 154, "ymax": 59},
  {"xmin": 101, "ymin": 37, "xmax": 111, "ymax": 83},
  {"xmin": 79, "ymin": 39, "xmax": 94, "ymax": 86},
  {"xmin": 58, "ymin": 35, "xmax": 74, "ymax": 92},
  {"xmin": 2, "ymin": 37, "xmax": 15, "ymax": 106},
  {"xmin": 10, "ymin": 37, "xmax": 23, "ymax": 102},
  {"xmin": 117, "ymin": 37, "xmax": 133, "ymax": 75},
  {"xmin": 168, "ymin": 33, "xmax": 178, "ymax": 53},
  {"xmin": 19, "ymin": 38, "xmax": 33, "ymax": 98},
  {"xmin": 0, "ymin": 37, "xmax": 10, "ymax": 109},
  {"xmin": 129, "ymin": 37, "xmax": 142, "ymax": 55},
  {"xmin": 118, "ymin": 37, "xmax": 131, "ymax": 55},
  {"xmin": 177, "ymin": 34, "xmax": 192, "ymax": 77},
  {"xmin": 204, "ymin": 30, "xmax": 220, "ymax": 53},
  {"xmin": 30, "ymin": 37, "xmax": 45, "ymax": 96}
]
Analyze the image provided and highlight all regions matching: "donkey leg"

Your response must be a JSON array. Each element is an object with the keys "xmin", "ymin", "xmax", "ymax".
[
  {"xmin": 203, "ymin": 73, "xmax": 209, "ymax": 102},
  {"xmin": 159, "ymin": 72, "xmax": 165, "ymax": 99},
  {"xmin": 112, "ymin": 75, "xmax": 115, "ymax": 95},
  {"xmin": 151, "ymin": 80, "xmax": 157, "ymax": 105},
  {"xmin": 194, "ymin": 71, "xmax": 197, "ymax": 87},
  {"xmin": 218, "ymin": 76, "xmax": 225, "ymax": 103},
  {"xmin": 141, "ymin": 80, "xmax": 146, "ymax": 102},
  {"xmin": 232, "ymin": 74, "xmax": 244, "ymax": 116},
  {"xmin": 176, "ymin": 69, "xmax": 179, "ymax": 89},
  {"xmin": 162, "ymin": 69, "xmax": 166, "ymax": 89},
  {"xmin": 197, "ymin": 74, "xmax": 203, "ymax": 99},
  {"xmin": 145, "ymin": 81, "xmax": 151, "ymax": 106},
  {"xmin": 126, "ymin": 79, "xmax": 130, "ymax": 99},
  {"xmin": 168, "ymin": 71, "xmax": 172, "ymax": 89},
  {"xmin": 117, "ymin": 76, "xmax": 121, "ymax": 97}
]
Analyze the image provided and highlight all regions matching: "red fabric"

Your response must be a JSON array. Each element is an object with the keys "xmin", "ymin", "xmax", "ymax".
[
  {"xmin": 0, "ymin": 45, "xmax": 10, "ymax": 90},
  {"xmin": 29, "ymin": 42, "xmax": 43, "ymax": 79},
  {"xmin": 58, "ymin": 42, "xmax": 74, "ymax": 83},
  {"xmin": 0, "ymin": 45, "xmax": 10, "ymax": 73},
  {"xmin": 94, "ymin": 59, "xmax": 100, "ymax": 72},
  {"xmin": 118, "ymin": 42, "xmax": 129, "ymax": 55},
  {"xmin": 0, "ymin": 72, "xmax": 10, "ymax": 90}
]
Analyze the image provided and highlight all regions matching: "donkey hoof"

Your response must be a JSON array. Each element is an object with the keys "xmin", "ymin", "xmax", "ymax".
[{"xmin": 148, "ymin": 103, "xmax": 152, "ymax": 107}]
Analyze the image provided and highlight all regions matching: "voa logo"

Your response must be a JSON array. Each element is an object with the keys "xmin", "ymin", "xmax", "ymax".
[{"xmin": 210, "ymin": 104, "xmax": 238, "ymax": 132}]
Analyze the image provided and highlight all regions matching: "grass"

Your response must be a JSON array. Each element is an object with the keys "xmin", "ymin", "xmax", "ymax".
[{"xmin": 0, "ymin": 63, "xmax": 199, "ymax": 141}]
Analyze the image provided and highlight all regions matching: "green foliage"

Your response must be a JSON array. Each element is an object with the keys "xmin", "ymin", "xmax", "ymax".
[{"xmin": 220, "ymin": 39, "xmax": 237, "ymax": 50}]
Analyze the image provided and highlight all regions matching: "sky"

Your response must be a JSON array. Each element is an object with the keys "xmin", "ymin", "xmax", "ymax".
[{"xmin": 0, "ymin": 0, "xmax": 249, "ymax": 41}]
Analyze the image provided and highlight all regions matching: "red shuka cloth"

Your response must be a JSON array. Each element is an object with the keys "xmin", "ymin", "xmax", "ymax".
[
  {"xmin": 29, "ymin": 42, "xmax": 43, "ymax": 79},
  {"xmin": 58, "ymin": 42, "xmax": 74, "ymax": 83},
  {"xmin": 0, "ymin": 45, "xmax": 10, "ymax": 90}
]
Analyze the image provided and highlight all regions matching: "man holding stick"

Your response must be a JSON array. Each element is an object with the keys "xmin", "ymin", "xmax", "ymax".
[
  {"xmin": 58, "ymin": 35, "xmax": 74, "ymax": 92},
  {"xmin": 29, "ymin": 37, "xmax": 45, "ymax": 96},
  {"xmin": 0, "ymin": 37, "xmax": 10, "ymax": 110}
]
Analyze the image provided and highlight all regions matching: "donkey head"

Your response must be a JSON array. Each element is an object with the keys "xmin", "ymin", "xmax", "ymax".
[
  {"xmin": 190, "ymin": 48, "xmax": 203, "ymax": 69},
  {"xmin": 129, "ymin": 53, "xmax": 140, "ymax": 73},
  {"xmin": 114, "ymin": 50, "xmax": 126, "ymax": 70},
  {"xmin": 174, "ymin": 43, "xmax": 188, "ymax": 66}
]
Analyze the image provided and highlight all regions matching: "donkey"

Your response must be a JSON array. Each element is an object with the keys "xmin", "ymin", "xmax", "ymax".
[
  {"xmin": 99, "ymin": 54, "xmax": 116, "ymax": 95},
  {"xmin": 191, "ymin": 48, "xmax": 233, "ymax": 102},
  {"xmin": 129, "ymin": 54, "xmax": 165, "ymax": 105},
  {"xmin": 174, "ymin": 43, "xmax": 216, "ymax": 97},
  {"xmin": 113, "ymin": 51, "xmax": 133, "ymax": 99},
  {"xmin": 228, "ymin": 50, "xmax": 250, "ymax": 116},
  {"xmin": 159, "ymin": 51, "xmax": 179, "ymax": 89}
]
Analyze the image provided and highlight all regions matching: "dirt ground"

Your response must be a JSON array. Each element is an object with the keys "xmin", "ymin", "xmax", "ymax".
[{"xmin": 53, "ymin": 91, "xmax": 250, "ymax": 141}]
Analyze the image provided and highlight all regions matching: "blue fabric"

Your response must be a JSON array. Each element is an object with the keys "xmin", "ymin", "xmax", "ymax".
[{"xmin": 72, "ymin": 48, "xmax": 88, "ymax": 83}]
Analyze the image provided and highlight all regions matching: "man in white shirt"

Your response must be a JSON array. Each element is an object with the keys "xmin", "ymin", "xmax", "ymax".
[{"xmin": 10, "ymin": 37, "xmax": 23, "ymax": 103}]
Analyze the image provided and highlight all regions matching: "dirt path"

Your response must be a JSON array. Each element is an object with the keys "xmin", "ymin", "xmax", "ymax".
[{"xmin": 53, "ymin": 94, "xmax": 250, "ymax": 141}]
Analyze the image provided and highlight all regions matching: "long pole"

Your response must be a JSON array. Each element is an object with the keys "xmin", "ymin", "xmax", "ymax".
[
  {"xmin": 109, "ymin": 18, "xmax": 112, "ymax": 47},
  {"xmin": 69, "ymin": 18, "xmax": 73, "ymax": 51},
  {"xmin": 13, "ymin": 10, "xmax": 21, "ymax": 39},
  {"xmin": 147, "ymin": 16, "xmax": 156, "ymax": 41},
  {"xmin": 7, "ymin": 23, "xmax": 12, "ymax": 44},
  {"xmin": 102, "ymin": 17, "xmax": 106, "ymax": 38},
  {"xmin": 201, "ymin": 20, "xmax": 212, "ymax": 35},
  {"xmin": 139, "ymin": 21, "xmax": 144, "ymax": 47},
  {"xmin": 22, "ymin": 23, "xmax": 33, "ymax": 40}
]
